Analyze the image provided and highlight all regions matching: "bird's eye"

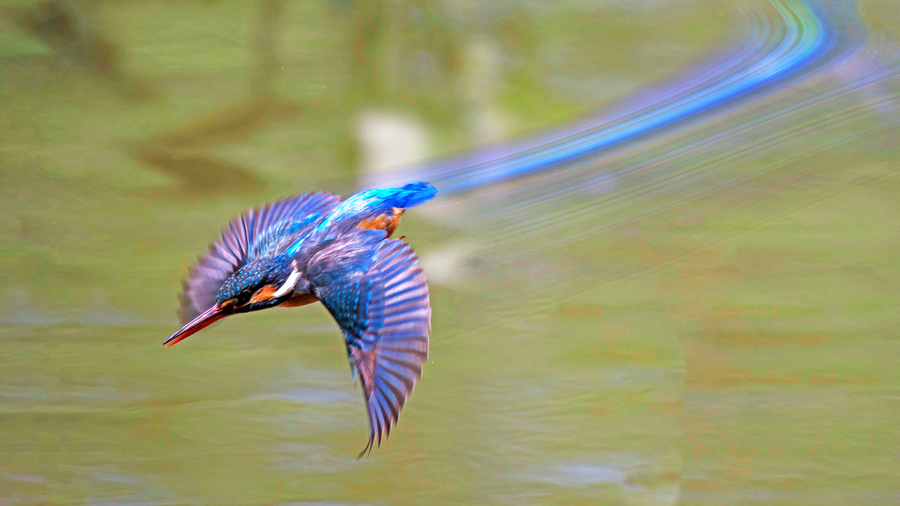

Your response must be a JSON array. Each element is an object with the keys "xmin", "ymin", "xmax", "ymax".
[{"xmin": 237, "ymin": 290, "xmax": 253, "ymax": 306}]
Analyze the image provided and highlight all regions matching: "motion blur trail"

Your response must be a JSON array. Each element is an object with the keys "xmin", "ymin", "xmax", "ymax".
[
  {"xmin": 373, "ymin": 0, "xmax": 900, "ymax": 301},
  {"xmin": 382, "ymin": 0, "xmax": 835, "ymax": 194}
]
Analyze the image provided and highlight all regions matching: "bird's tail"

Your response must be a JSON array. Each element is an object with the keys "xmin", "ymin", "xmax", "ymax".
[
  {"xmin": 316, "ymin": 182, "xmax": 437, "ymax": 235},
  {"xmin": 377, "ymin": 182, "xmax": 437, "ymax": 209}
]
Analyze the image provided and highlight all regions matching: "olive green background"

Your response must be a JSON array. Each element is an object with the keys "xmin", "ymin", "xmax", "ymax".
[{"xmin": 1, "ymin": 0, "xmax": 898, "ymax": 504}]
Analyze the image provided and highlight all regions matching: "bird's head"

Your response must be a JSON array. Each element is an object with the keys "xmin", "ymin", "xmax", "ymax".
[{"xmin": 164, "ymin": 256, "xmax": 301, "ymax": 347}]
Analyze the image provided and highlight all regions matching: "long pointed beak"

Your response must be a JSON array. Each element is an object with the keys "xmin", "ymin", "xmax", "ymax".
[{"xmin": 163, "ymin": 305, "xmax": 227, "ymax": 348}]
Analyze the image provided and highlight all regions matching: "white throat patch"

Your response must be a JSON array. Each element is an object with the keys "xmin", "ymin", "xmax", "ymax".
[{"xmin": 273, "ymin": 262, "xmax": 301, "ymax": 298}]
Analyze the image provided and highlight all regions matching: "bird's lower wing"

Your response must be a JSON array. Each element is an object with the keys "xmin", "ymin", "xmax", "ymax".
[
  {"xmin": 180, "ymin": 192, "xmax": 341, "ymax": 323},
  {"xmin": 307, "ymin": 233, "xmax": 431, "ymax": 456}
]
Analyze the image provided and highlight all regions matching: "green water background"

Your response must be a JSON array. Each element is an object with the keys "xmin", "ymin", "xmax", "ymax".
[{"xmin": 1, "ymin": 0, "xmax": 899, "ymax": 504}]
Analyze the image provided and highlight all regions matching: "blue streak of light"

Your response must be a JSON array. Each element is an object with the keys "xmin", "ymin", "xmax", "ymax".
[{"xmin": 386, "ymin": 0, "xmax": 834, "ymax": 195}]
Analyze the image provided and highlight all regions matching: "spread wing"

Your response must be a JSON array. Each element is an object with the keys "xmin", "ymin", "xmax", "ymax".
[
  {"xmin": 179, "ymin": 192, "xmax": 341, "ymax": 323},
  {"xmin": 306, "ymin": 231, "xmax": 431, "ymax": 456}
]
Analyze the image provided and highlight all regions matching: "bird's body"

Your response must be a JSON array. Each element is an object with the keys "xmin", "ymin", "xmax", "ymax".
[{"xmin": 165, "ymin": 182, "xmax": 436, "ymax": 456}]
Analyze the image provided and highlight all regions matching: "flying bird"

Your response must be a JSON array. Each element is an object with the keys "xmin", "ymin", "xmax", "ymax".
[{"xmin": 165, "ymin": 182, "xmax": 436, "ymax": 456}]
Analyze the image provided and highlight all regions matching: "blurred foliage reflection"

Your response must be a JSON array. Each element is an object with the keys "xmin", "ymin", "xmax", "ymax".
[{"xmin": 1, "ymin": 0, "xmax": 899, "ymax": 504}]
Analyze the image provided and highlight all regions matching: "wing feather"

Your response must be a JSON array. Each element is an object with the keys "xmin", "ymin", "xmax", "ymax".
[{"xmin": 308, "ymin": 234, "xmax": 431, "ymax": 456}]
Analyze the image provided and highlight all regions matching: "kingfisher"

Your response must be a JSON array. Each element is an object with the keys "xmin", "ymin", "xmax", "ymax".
[{"xmin": 164, "ymin": 182, "xmax": 436, "ymax": 456}]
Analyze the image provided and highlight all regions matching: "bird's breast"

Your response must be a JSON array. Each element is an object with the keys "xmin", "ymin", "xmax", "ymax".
[{"xmin": 281, "ymin": 292, "xmax": 319, "ymax": 308}]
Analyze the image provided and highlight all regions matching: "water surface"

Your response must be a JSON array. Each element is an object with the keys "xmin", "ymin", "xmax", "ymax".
[{"xmin": 1, "ymin": 0, "xmax": 899, "ymax": 504}]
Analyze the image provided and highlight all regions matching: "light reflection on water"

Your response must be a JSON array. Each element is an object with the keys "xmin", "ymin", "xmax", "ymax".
[{"xmin": 2, "ymin": 0, "xmax": 899, "ymax": 504}]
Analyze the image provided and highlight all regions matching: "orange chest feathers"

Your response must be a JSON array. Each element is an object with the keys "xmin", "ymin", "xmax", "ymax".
[
  {"xmin": 358, "ymin": 207, "xmax": 404, "ymax": 237},
  {"xmin": 281, "ymin": 292, "xmax": 319, "ymax": 308}
]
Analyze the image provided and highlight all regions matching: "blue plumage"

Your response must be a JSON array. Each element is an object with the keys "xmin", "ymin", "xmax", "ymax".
[
  {"xmin": 307, "ymin": 234, "xmax": 430, "ymax": 455},
  {"xmin": 313, "ymin": 182, "xmax": 436, "ymax": 237},
  {"xmin": 167, "ymin": 183, "xmax": 435, "ymax": 456}
]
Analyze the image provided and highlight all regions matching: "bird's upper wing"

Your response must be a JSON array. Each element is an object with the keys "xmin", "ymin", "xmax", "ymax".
[
  {"xmin": 306, "ymin": 231, "xmax": 431, "ymax": 456},
  {"xmin": 179, "ymin": 192, "xmax": 341, "ymax": 323}
]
